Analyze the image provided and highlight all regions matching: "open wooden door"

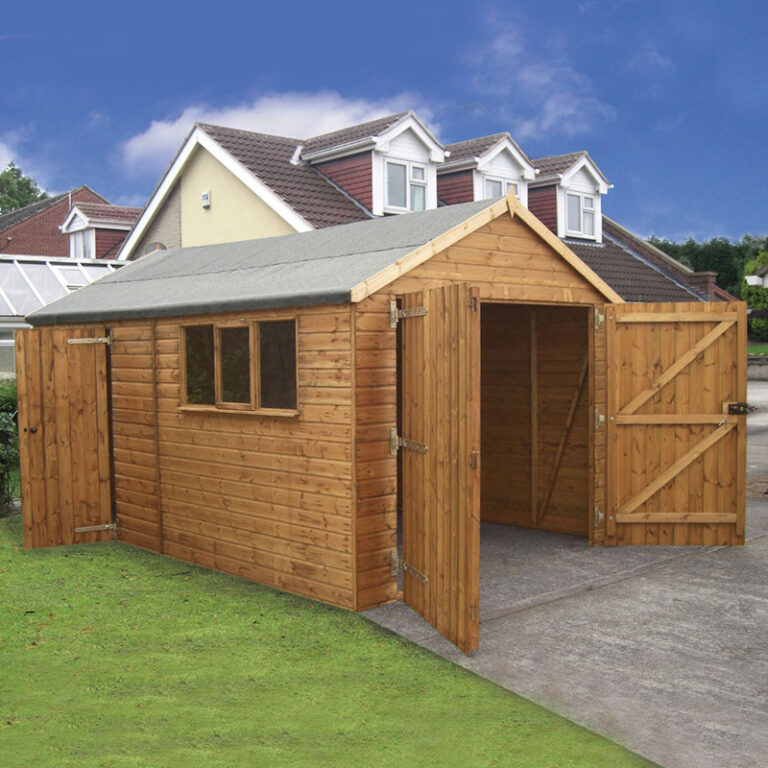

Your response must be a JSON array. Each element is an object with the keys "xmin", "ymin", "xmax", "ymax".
[
  {"xmin": 17, "ymin": 326, "xmax": 113, "ymax": 549},
  {"xmin": 604, "ymin": 302, "xmax": 747, "ymax": 545},
  {"xmin": 399, "ymin": 283, "xmax": 481, "ymax": 654}
]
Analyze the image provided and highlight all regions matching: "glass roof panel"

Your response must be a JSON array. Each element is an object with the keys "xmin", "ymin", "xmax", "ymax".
[
  {"xmin": 0, "ymin": 291, "xmax": 14, "ymax": 316},
  {"xmin": 0, "ymin": 262, "xmax": 42, "ymax": 315},
  {"xmin": 20, "ymin": 263, "xmax": 68, "ymax": 304},
  {"xmin": 81, "ymin": 264, "xmax": 112, "ymax": 282},
  {"xmin": 55, "ymin": 266, "xmax": 88, "ymax": 288}
]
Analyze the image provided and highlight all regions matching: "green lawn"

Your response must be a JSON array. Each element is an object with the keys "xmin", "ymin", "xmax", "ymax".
[
  {"xmin": 748, "ymin": 343, "xmax": 768, "ymax": 355},
  {"xmin": 0, "ymin": 516, "xmax": 652, "ymax": 768}
]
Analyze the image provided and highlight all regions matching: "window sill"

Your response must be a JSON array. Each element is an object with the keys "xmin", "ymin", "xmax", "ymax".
[{"xmin": 177, "ymin": 405, "xmax": 299, "ymax": 418}]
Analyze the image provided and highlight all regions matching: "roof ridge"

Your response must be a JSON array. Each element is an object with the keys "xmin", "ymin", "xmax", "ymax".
[
  {"xmin": 304, "ymin": 110, "xmax": 411, "ymax": 144},
  {"xmin": 197, "ymin": 122, "xmax": 302, "ymax": 143}
]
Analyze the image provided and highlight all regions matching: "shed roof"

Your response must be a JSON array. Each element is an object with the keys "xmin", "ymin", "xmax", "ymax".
[{"xmin": 29, "ymin": 200, "xmax": 500, "ymax": 326}]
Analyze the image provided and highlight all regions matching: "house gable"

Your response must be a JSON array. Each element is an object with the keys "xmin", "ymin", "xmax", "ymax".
[
  {"xmin": 180, "ymin": 145, "xmax": 297, "ymax": 247},
  {"xmin": 119, "ymin": 126, "xmax": 313, "ymax": 260}
]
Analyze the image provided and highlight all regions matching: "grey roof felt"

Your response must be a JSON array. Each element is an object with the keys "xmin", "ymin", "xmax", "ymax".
[{"xmin": 28, "ymin": 200, "xmax": 493, "ymax": 326}]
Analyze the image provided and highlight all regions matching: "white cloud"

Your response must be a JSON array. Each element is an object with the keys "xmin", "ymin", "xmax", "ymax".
[
  {"xmin": 122, "ymin": 91, "xmax": 431, "ymax": 174},
  {"xmin": 467, "ymin": 13, "xmax": 615, "ymax": 140},
  {"xmin": 0, "ymin": 140, "xmax": 13, "ymax": 169}
]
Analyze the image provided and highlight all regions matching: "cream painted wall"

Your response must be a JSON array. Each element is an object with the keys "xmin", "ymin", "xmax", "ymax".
[{"xmin": 180, "ymin": 146, "xmax": 297, "ymax": 246}]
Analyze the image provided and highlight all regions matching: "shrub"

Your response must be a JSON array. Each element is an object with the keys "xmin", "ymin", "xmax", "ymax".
[
  {"xmin": 0, "ymin": 377, "xmax": 17, "ymax": 414},
  {"xmin": 0, "ymin": 412, "xmax": 18, "ymax": 507}
]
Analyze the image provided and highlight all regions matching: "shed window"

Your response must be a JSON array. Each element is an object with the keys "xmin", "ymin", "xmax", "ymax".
[
  {"xmin": 184, "ymin": 324, "xmax": 215, "ymax": 404},
  {"xmin": 219, "ymin": 326, "xmax": 251, "ymax": 404},
  {"xmin": 259, "ymin": 320, "xmax": 297, "ymax": 410},
  {"xmin": 182, "ymin": 319, "xmax": 297, "ymax": 413}
]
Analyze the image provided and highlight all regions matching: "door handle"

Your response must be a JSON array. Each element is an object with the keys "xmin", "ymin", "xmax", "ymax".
[{"xmin": 27, "ymin": 426, "xmax": 37, "ymax": 434}]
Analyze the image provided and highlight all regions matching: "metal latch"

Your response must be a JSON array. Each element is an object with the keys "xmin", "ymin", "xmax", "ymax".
[
  {"xmin": 74, "ymin": 522, "xmax": 118, "ymax": 534},
  {"xmin": 594, "ymin": 407, "xmax": 605, "ymax": 430},
  {"xmin": 594, "ymin": 309, "xmax": 604, "ymax": 330},
  {"xmin": 390, "ymin": 300, "xmax": 428, "ymax": 328},
  {"xmin": 727, "ymin": 402, "xmax": 750, "ymax": 415},
  {"xmin": 67, "ymin": 336, "xmax": 111, "ymax": 346},
  {"xmin": 402, "ymin": 560, "xmax": 428, "ymax": 584},
  {"xmin": 390, "ymin": 550, "xmax": 400, "ymax": 577},
  {"xmin": 594, "ymin": 505, "xmax": 604, "ymax": 528},
  {"xmin": 390, "ymin": 428, "xmax": 428, "ymax": 455}
]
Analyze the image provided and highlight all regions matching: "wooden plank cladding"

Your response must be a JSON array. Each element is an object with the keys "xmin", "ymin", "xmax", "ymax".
[
  {"xmin": 17, "ymin": 326, "xmax": 112, "ymax": 549},
  {"xmin": 109, "ymin": 305, "xmax": 357, "ymax": 610},
  {"xmin": 605, "ymin": 301, "xmax": 746, "ymax": 546}
]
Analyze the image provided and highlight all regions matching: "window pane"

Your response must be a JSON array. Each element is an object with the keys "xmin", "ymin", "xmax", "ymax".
[
  {"xmin": 584, "ymin": 211, "xmax": 595, "ymax": 236},
  {"xmin": 259, "ymin": 320, "xmax": 296, "ymax": 410},
  {"xmin": 219, "ymin": 326, "xmax": 251, "ymax": 404},
  {"xmin": 184, "ymin": 325, "xmax": 215, "ymax": 404},
  {"xmin": 567, "ymin": 194, "xmax": 581, "ymax": 231},
  {"xmin": 386, "ymin": 163, "xmax": 407, "ymax": 208},
  {"xmin": 411, "ymin": 166, "xmax": 425, "ymax": 181},
  {"xmin": 410, "ymin": 184, "xmax": 425, "ymax": 212},
  {"xmin": 583, "ymin": 196, "xmax": 594, "ymax": 210},
  {"xmin": 485, "ymin": 179, "xmax": 502, "ymax": 199},
  {"xmin": 81, "ymin": 265, "xmax": 112, "ymax": 282}
]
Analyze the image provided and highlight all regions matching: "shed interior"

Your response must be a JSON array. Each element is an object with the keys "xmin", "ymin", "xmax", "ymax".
[{"xmin": 479, "ymin": 303, "xmax": 591, "ymax": 537}]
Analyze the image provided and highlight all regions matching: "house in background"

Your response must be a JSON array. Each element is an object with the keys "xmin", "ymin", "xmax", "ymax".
[
  {"xmin": 117, "ymin": 110, "xmax": 720, "ymax": 303},
  {"xmin": 60, "ymin": 202, "xmax": 142, "ymax": 260},
  {"xmin": 0, "ymin": 186, "xmax": 107, "ymax": 257},
  {"xmin": 0, "ymin": 190, "xmax": 134, "ymax": 375}
]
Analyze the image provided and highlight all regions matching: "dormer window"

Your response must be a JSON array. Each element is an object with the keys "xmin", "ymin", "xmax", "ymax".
[
  {"xmin": 386, "ymin": 161, "xmax": 427, "ymax": 212},
  {"xmin": 70, "ymin": 229, "xmax": 95, "ymax": 259},
  {"xmin": 484, "ymin": 177, "xmax": 519, "ymax": 200},
  {"xmin": 566, "ymin": 192, "xmax": 595, "ymax": 238}
]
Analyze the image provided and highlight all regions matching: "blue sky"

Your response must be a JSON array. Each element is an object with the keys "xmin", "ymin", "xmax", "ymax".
[{"xmin": 2, "ymin": 0, "xmax": 766, "ymax": 241}]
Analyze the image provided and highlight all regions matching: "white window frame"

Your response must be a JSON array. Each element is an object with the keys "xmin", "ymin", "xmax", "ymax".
[
  {"xmin": 483, "ymin": 176, "xmax": 520, "ymax": 200},
  {"xmin": 385, "ymin": 160, "xmax": 428, "ymax": 213},
  {"xmin": 565, "ymin": 192, "xmax": 596, "ymax": 238},
  {"xmin": 69, "ymin": 228, "xmax": 96, "ymax": 260}
]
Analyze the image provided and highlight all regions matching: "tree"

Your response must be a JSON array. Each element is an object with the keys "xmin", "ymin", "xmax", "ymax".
[
  {"xmin": 647, "ymin": 234, "xmax": 768, "ymax": 299},
  {"xmin": 0, "ymin": 162, "xmax": 48, "ymax": 215},
  {"xmin": 742, "ymin": 250, "xmax": 768, "ymax": 340}
]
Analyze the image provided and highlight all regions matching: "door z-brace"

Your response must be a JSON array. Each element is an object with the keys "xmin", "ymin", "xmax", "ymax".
[{"xmin": 390, "ymin": 428, "xmax": 428, "ymax": 455}]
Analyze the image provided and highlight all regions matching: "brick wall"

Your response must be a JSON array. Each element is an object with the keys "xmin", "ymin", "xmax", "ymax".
[{"xmin": 0, "ymin": 188, "xmax": 107, "ymax": 257}]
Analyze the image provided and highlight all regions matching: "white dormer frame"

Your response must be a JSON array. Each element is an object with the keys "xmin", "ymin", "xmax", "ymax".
[
  {"xmin": 118, "ymin": 126, "xmax": 314, "ymax": 260},
  {"xmin": 60, "ymin": 209, "xmax": 97, "ymax": 259},
  {"xmin": 473, "ymin": 138, "xmax": 536, "ymax": 208},
  {"xmin": 370, "ymin": 114, "xmax": 445, "ymax": 216},
  {"xmin": 551, "ymin": 155, "xmax": 611, "ymax": 242}
]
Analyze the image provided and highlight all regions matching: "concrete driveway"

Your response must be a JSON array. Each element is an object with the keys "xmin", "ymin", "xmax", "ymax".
[{"xmin": 364, "ymin": 381, "xmax": 768, "ymax": 768}]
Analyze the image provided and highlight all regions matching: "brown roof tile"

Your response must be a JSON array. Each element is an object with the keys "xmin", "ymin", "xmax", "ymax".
[
  {"xmin": 198, "ymin": 123, "xmax": 372, "ymax": 228},
  {"xmin": 442, "ymin": 132, "xmax": 532, "ymax": 167},
  {"xmin": 531, "ymin": 151, "xmax": 588, "ymax": 176},
  {"xmin": 301, "ymin": 112, "xmax": 410, "ymax": 156},
  {"xmin": 567, "ymin": 237, "xmax": 700, "ymax": 302},
  {"xmin": 74, "ymin": 202, "xmax": 142, "ymax": 224}
]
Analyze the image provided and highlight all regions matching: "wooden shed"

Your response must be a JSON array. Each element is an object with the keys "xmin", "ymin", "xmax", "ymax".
[{"xmin": 18, "ymin": 196, "xmax": 747, "ymax": 654}]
